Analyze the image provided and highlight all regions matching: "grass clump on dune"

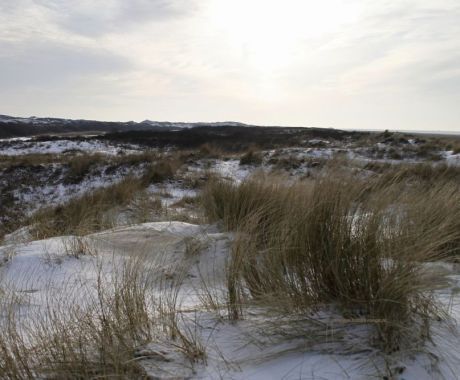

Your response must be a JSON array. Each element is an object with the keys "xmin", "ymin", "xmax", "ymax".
[
  {"xmin": 0, "ymin": 254, "xmax": 205, "ymax": 379},
  {"xmin": 141, "ymin": 157, "xmax": 182, "ymax": 185},
  {"xmin": 0, "ymin": 257, "xmax": 152, "ymax": 379},
  {"xmin": 239, "ymin": 147, "xmax": 263, "ymax": 166},
  {"xmin": 30, "ymin": 177, "xmax": 145, "ymax": 238},
  {"xmin": 29, "ymin": 154, "xmax": 184, "ymax": 239},
  {"xmin": 202, "ymin": 172, "xmax": 460, "ymax": 351}
]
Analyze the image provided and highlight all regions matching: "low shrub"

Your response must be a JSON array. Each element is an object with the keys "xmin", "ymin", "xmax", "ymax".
[
  {"xmin": 114, "ymin": 151, "xmax": 158, "ymax": 166},
  {"xmin": 452, "ymin": 143, "xmax": 460, "ymax": 155},
  {"xmin": 239, "ymin": 148, "xmax": 263, "ymax": 166},
  {"xmin": 415, "ymin": 143, "xmax": 443, "ymax": 161},
  {"xmin": 66, "ymin": 153, "xmax": 105, "ymax": 183},
  {"xmin": 197, "ymin": 143, "xmax": 225, "ymax": 159},
  {"xmin": 141, "ymin": 157, "xmax": 182, "ymax": 185}
]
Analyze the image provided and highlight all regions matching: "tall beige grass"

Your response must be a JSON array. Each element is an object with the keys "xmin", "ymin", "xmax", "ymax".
[
  {"xmin": 202, "ymin": 171, "xmax": 460, "ymax": 351},
  {"xmin": 30, "ymin": 177, "xmax": 144, "ymax": 238},
  {"xmin": 0, "ymin": 252, "xmax": 205, "ymax": 379},
  {"xmin": 0, "ymin": 257, "xmax": 151, "ymax": 378}
]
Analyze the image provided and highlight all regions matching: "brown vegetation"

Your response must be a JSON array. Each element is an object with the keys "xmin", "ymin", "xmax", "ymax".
[
  {"xmin": 30, "ymin": 177, "xmax": 144, "ymax": 238},
  {"xmin": 202, "ymin": 171, "xmax": 460, "ymax": 351},
  {"xmin": 0, "ymin": 255, "xmax": 205, "ymax": 379}
]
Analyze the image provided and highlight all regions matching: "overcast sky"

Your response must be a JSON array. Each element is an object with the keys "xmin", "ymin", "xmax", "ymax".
[{"xmin": 1, "ymin": 0, "xmax": 459, "ymax": 131}]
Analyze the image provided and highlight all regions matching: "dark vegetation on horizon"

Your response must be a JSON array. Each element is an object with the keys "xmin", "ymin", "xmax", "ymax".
[
  {"xmin": 0, "ymin": 119, "xmax": 133, "ymax": 139},
  {"xmin": 102, "ymin": 126, "xmax": 361, "ymax": 151}
]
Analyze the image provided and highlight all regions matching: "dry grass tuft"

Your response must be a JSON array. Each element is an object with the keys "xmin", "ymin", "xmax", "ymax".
[
  {"xmin": 197, "ymin": 143, "xmax": 225, "ymax": 159},
  {"xmin": 62, "ymin": 236, "xmax": 98, "ymax": 258},
  {"xmin": 127, "ymin": 192, "xmax": 164, "ymax": 223},
  {"xmin": 141, "ymin": 156, "xmax": 182, "ymax": 185},
  {"xmin": 372, "ymin": 162, "xmax": 460, "ymax": 186},
  {"xmin": 66, "ymin": 153, "xmax": 105, "ymax": 183},
  {"xmin": 239, "ymin": 147, "xmax": 263, "ymax": 166},
  {"xmin": 30, "ymin": 177, "xmax": 144, "ymax": 238},
  {"xmin": 0, "ymin": 253, "xmax": 206, "ymax": 379},
  {"xmin": 202, "ymin": 171, "xmax": 460, "ymax": 351},
  {"xmin": 184, "ymin": 236, "xmax": 208, "ymax": 257},
  {"xmin": 0, "ymin": 257, "xmax": 152, "ymax": 378}
]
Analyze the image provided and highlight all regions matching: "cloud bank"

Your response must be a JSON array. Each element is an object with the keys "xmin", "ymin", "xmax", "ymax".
[{"xmin": 1, "ymin": 0, "xmax": 459, "ymax": 131}]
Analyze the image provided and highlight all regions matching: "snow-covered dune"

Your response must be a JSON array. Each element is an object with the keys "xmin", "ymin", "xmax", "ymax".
[{"xmin": 1, "ymin": 222, "xmax": 459, "ymax": 379}]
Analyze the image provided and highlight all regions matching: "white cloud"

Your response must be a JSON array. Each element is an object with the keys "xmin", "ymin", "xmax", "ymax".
[{"xmin": 0, "ymin": 0, "xmax": 459, "ymax": 131}]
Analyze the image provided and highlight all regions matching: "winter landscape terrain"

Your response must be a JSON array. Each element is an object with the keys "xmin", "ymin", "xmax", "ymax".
[{"xmin": 1, "ymin": 118, "xmax": 460, "ymax": 379}]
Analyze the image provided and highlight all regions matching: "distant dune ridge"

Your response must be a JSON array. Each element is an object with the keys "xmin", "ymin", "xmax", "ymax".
[
  {"xmin": 2, "ymin": 114, "xmax": 459, "ymax": 140},
  {"xmin": 0, "ymin": 114, "xmax": 259, "ymax": 138}
]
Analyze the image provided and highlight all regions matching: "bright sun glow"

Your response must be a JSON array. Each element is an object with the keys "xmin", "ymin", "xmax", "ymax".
[{"xmin": 207, "ymin": 0, "xmax": 358, "ymax": 71}]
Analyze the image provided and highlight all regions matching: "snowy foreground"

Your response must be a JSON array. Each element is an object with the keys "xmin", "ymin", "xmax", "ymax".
[{"xmin": 1, "ymin": 222, "xmax": 459, "ymax": 379}]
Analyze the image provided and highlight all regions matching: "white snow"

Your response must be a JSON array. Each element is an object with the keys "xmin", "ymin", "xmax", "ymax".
[
  {"xmin": 1, "ymin": 222, "xmax": 458, "ymax": 379},
  {"xmin": 12, "ymin": 165, "xmax": 144, "ymax": 216},
  {"xmin": 185, "ymin": 158, "xmax": 253, "ymax": 183},
  {"xmin": 0, "ymin": 139, "xmax": 140, "ymax": 156},
  {"xmin": 0, "ymin": 137, "xmax": 32, "ymax": 142},
  {"xmin": 212, "ymin": 159, "xmax": 252, "ymax": 182},
  {"xmin": 148, "ymin": 182, "xmax": 199, "ymax": 206},
  {"xmin": 444, "ymin": 151, "xmax": 460, "ymax": 165}
]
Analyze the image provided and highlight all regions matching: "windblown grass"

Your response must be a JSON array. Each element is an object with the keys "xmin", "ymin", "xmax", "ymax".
[
  {"xmin": 239, "ymin": 147, "xmax": 263, "ymax": 166},
  {"xmin": 368, "ymin": 162, "xmax": 460, "ymax": 186},
  {"xmin": 66, "ymin": 153, "xmax": 105, "ymax": 183},
  {"xmin": 202, "ymin": 172, "xmax": 460, "ymax": 351},
  {"xmin": 141, "ymin": 156, "xmax": 182, "ymax": 185},
  {"xmin": 30, "ymin": 177, "xmax": 145, "ymax": 238},
  {"xmin": 0, "ymin": 257, "xmax": 150, "ymax": 378},
  {"xmin": 0, "ymin": 251, "xmax": 205, "ymax": 379}
]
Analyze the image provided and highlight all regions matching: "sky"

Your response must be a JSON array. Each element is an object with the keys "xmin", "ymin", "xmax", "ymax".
[{"xmin": 1, "ymin": 0, "xmax": 459, "ymax": 131}]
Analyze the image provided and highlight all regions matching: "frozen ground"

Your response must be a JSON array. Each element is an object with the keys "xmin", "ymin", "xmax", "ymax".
[
  {"xmin": 148, "ymin": 182, "xmax": 199, "ymax": 207},
  {"xmin": 445, "ymin": 151, "xmax": 460, "ymax": 165},
  {"xmin": 1, "ymin": 135, "xmax": 459, "ymax": 378},
  {"xmin": 0, "ymin": 133, "xmax": 457, "ymax": 210},
  {"xmin": 0, "ymin": 138, "xmax": 141, "ymax": 156},
  {"xmin": 1, "ymin": 222, "xmax": 459, "ymax": 379},
  {"xmin": 10, "ymin": 164, "xmax": 145, "ymax": 217}
]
